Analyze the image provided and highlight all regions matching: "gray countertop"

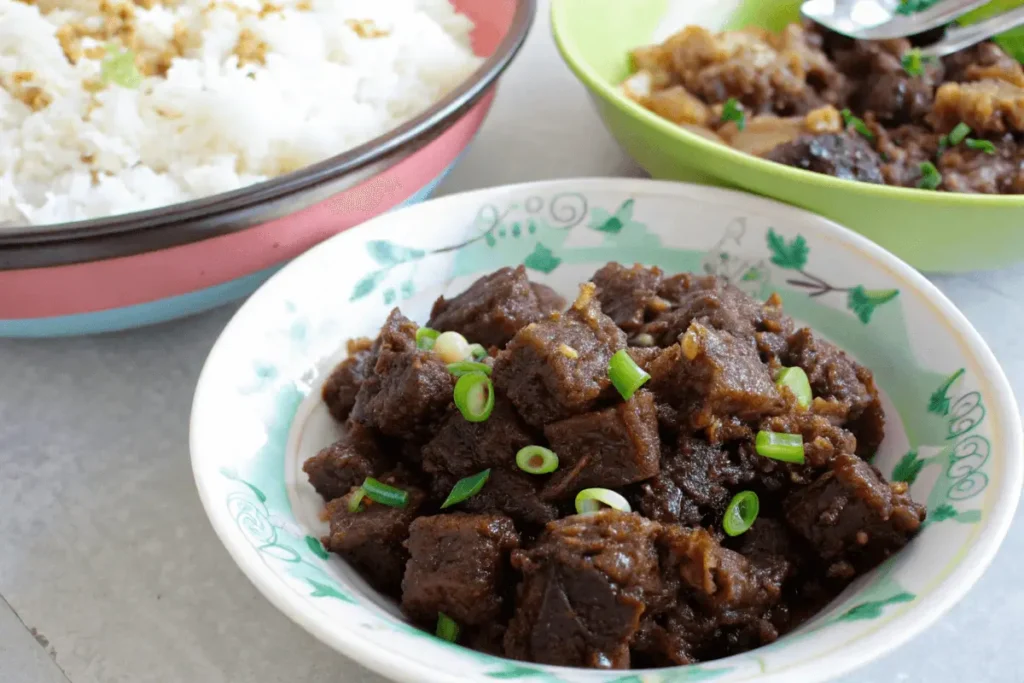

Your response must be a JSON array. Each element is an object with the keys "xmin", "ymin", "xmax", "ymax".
[{"xmin": 2, "ymin": 4, "xmax": 1021, "ymax": 682}]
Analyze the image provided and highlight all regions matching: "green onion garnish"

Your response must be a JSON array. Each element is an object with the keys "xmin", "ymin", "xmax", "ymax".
[
  {"xmin": 917, "ymin": 161, "xmax": 942, "ymax": 190},
  {"xmin": 947, "ymin": 122, "xmax": 971, "ymax": 147},
  {"xmin": 441, "ymin": 469, "xmax": 491, "ymax": 508},
  {"xmin": 775, "ymin": 367, "xmax": 812, "ymax": 408},
  {"xmin": 360, "ymin": 477, "xmax": 409, "ymax": 508},
  {"xmin": 575, "ymin": 488, "xmax": 631, "ymax": 514},
  {"xmin": 447, "ymin": 361, "xmax": 492, "ymax": 377},
  {"xmin": 347, "ymin": 488, "xmax": 367, "ymax": 513},
  {"xmin": 721, "ymin": 98, "xmax": 746, "ymax": 131},
  {"xmin": 900, "ymin": 48, "xmax": 935, "ymax": 77},
  {"xmin": 965, "ymin": 138, "xmax": 997, "ymax": 154},
  {"xmin": 841, "ymin": 109, "xmax": 874, "ymax": 140},
  {"xmin": 416, "ymin": 327, "xmax": 440, "ymax": 350},
  {"xmin": 723, "ymin": 491, "xmax": 759, "ymax": 537},
  {"xmin": 755, "ymin": 430, "xmax": 806, "ymax": 464},
  {"xmin": 436, "ymin": 612, "xmax": 459, "ymax": 642},
  {"xmin": 100, "ymin": 44, "xmax": 143, "ymax": 89},
  {"xmin": 453, "ymin": 372, "xmax": 494, "ymax": 422},
  {"xmin": 516, "ymin": 446, "xmax": 559, "ymax": 475},
  {"xmin": 608, "ymin": 349, "xmax": 650, "ymax": 400},
  {"xmin": 468, "ymin": 343, "xmax": 488, "ymax": 360}
]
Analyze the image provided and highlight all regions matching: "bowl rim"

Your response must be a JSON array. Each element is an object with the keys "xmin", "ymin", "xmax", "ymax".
[
  {"xmin": 550, "ymin": 0, "xmax": 1024, "ymax": 207},
  {"xmin": 191, "ymin": 177, "xmax": 1023, "ymax": 683},
  {"xmin": 0, "ymin": 0, "xmax": 536, "ymax": 247}
]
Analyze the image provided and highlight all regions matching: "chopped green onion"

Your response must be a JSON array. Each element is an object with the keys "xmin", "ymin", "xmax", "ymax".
[
  {"xmin": 468, "ymin": 343, "xmax": 488, "ymax": 360},
  {"xmin": 347, "ymin": 488, "xmax": 367, "ymax": 513},
  {"xmin": 965, "ymin": 138, "xmax": 997, "ymax": 154},
  {"xmin": 447, "ymin": 361, "xmax": 492, "ymax": 377},
  {"xmin": 723, "ymin": 491, "xmax": 759, "ymax": 536},
  {"xmin": 516, "ymin": 446, "xmax": 559, "ymax": 475},
  {"xmin": 453, "ymin": 372, "xmax": 494, "ymax": 422},
  {"xmin": 441, "ymin": 469, "xmax": 491, "ymax": 508},
  {"xmin": 416, "ymin": 327, "xmax": 440, "ymax": 350},
  {"xmin": 436, "ymin": 612, "xmax": 459, "ymax": 642},
  {"xmin": 608, "ymin": 349, "xmax": 650, "ymax": 401},
  {"xmin": 360, "ymin": 477, "xmax": 409, "ymax": 508},
  {"xmin": 946, "ymin": 122, "xmax": 971, "ymax": 147},
  {"xmin": 755, "ymin": 430, "xmax": 806, "ymax": 464},
  {"xmin": 776, "ymin": 367, "xmax": 812, "ymax": 409},
  {"xmin": 575, "ymin": 488, "xmax": 631, "ymax": 514},
  {"xmin": 841, "ymin": 109, "xmax": 874, "ymax": 140},
  {"xmin": 721, "ymin": 98, "xmax": 746, "ymax": 131},
  {"xmin": 917, "ymin": 161, "xmax": 942, "ymax": 190},
  {"xmin": 901, "ymin": 48, "xmax": 936, "ymax": 77},
  {"xmin": 101, "ymin": 44, "xmax": 143, "ymax": 88}
]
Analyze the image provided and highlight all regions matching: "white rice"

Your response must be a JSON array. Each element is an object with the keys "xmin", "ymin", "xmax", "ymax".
[{"xmin": 0, "ymin": 0, "xmax": 482, "ymax": 226}]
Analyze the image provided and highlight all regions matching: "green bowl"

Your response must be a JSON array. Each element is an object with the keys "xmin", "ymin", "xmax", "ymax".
[{"xmin": 552, "ymin": 0, "xmax": 1024, "ymax": 272}]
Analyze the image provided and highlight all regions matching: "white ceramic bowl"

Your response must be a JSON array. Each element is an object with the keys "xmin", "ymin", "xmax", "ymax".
[{"xmin": 190, "ymin": 178, "xmax": 1022, "ymax": 683}]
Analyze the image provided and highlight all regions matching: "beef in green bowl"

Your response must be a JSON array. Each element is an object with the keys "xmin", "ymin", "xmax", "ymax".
[{"xmin": 552, "ymin": 0, "xmax": 1024, "ymax": 272}]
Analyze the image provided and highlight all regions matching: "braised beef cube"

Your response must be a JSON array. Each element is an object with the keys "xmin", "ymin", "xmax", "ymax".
[
  {"xmin": 421, "ymin": 397, "xmax": 533, "ymax": 477},
  {"xmin": 504, "ymin": 510, "xmax": 662, "ymax": 668},
  {"xmin": 351, "ymin": 345, "xmax": 454, "ymax": 439},
  {"xmin": 765, "ymin": 132, "xmax": 885, "ymax": 184},
  {"xmin": 428, "ymin": 266, "xmax": 551, "ymax": 349},
  {"xmin": 321, "ymin": 338, "xmax": 374, "ymax": 422},
  {"xmin": 323, "ymin": 477, "xmax": 426, "ymax": 596},
  {"xmin": 641, "ymin": 276, "xmax": 794, "ymax": 360},
  {"xmin": 402, "ymin": 513, "xmax": 519, "ymax": 626},
  {"xmin": 493, "ymin": 283, "xmax": 626, "ymax": 427},
  {"xmin": 627, "ymin": 345, "xmax": 661, "ymax": 373},
  {"xmin": 542, "ymin": 391, "xmax": 660, "ymax": 500},
  {"xmin": 466, "ymin": 623, "xmax": 508, "ymax": 657},
  {"xmin": 432, "ymin": 468, "xmax": 558, "ymax": 527},
  {"xmin": 632, "ymin": 600, "xmax": 722, "ymax": 666},
  {"xmin": 759, "ymin": 410, "xmax": 857, "ymax": 469},
  {"xmin": 377, "ymin": 308, "xmax": 419, "ymax": 353},
  {"xmin": 784, "ymin": 453, "xmax": 925, "ymax": 577},
  {"xmin": 650, "ymin": 322, "xmax": 784, "ymax": 441},
  {"xmin": 640, "ymin": 436, "xmax": 740, "ymax": 526},
  {"xmin": 531, "ymin": 282, "xmax": 566, "ymax": 316},
  {"xmin": 785, "ymin": 328, "xmax": 885, "ymax": 456},
  {"xmin": 303, "ymin": 422, "xmax": 391, "ymax": 501},
  {"xmin": 591, "ymin": 263, "xmax": 665, "ymax": 332}
]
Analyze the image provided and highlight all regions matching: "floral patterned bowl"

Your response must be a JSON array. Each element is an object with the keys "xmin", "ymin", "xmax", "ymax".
[{"xmin": 190, "ymin": 178, "xmax": 1022, "ymax": 683}]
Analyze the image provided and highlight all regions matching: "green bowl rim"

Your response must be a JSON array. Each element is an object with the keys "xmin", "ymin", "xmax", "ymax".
[{"xmin": 550, "ymin": 0, "xmax": 1024, "ymax": 208}]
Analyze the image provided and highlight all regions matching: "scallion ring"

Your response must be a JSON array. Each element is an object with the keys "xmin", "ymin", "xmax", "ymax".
[
  {"xmin": 360, "ymin": 477, "xmax": 409, "ymax": 508},
  {"xmin": 468, "ymin": 343, "xmax": 488, "ymax": 360},
  {"xmin": 947, "ymin": 122, "xmax": 971, "ymax": 147},
  {"xmin": 608, "ymin": 349, "xmax": 650, "ymax": 401},
  {"xmin": 453, "ymin": 372, "xmax": 494, "ymax": 422},
  {"xmin": 416, "ymin": 327, "xmax": 440, "ymax": 350},
  {"xmin": 448, "ymin": 361, "xmax": 492, "ymax": 377},
  {"xmin": 516, "ymin": 446, "xmax": 559, "ymax": 475},
  {"xmin": 775, "ymin": 367, "xmax": 812, "ymax": 408},
  {"xmin": 755, "ymin": 430, "xmax": 806, "ymax": 464},
  {"xmin": 723, "ymin": 491, "xmax": 759, "ymax": 536},
  {"xmin": 347, "ymin": 488, "xmax": 367, "ymax": 513},
  {"xmin": 441, "ymin": 469, "xmax": 491, "ymax": 508},
  {"xmin": 575, "ymin": 488, "xmax": 631, "ymax": 514},
  {"xmin": 436, "ymin": 612, "xmax": 459, "ymax": 643}
]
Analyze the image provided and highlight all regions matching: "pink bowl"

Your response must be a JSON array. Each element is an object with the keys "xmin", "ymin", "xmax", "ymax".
[{"xmin": 0, "ymin": 0, "xmax": 534, "ymax": 337}]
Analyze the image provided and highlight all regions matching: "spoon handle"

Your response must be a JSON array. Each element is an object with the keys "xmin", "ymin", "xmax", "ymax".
[{"xmin": 921, "ymin": 6, "xmax": 1024, "ymax": 58}]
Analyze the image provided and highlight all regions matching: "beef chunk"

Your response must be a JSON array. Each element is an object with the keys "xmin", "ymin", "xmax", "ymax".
[
  {"xmin": 321, "ymin": 338, "xmax": 374, "ymax": 422},
  {"xmin": 402, "ymin": 513, "xmax": 520, "ymax": 626},
  {"xmin": 422, "ymin": 397, "xmax": 533, "ymax": 477},
  {"xmin": 784, "ymin": 453, "xmax": 926, "ymax": 577},
  {"xmin": 650, "ymin": 322, "xmax": 784, "ymax": 441},
  {"xmin": 542, "ymin": 391, "xmax": 660, "ymax": 500},
  {"xmin": 784, "ymin": 328, "xmax": 885, "ymax": 456},
  {"xmin": 531, "ymin": 282, "xmax": 566, "ymax": 316},
  {"xmin": 303, "ymin": 422, "xmax": 392, "ymax": 501},
  {"xmin": 640, "ymin": 436, "xmax": 740, "ymax": 526},
  {"xmin": 504, "ymin": 510, "xmax": 662, "ymax": 668},
  {"xmin": 641, "ymin": 275, "xmax": 793, "ymax": 360},
  {"xmin": 765, "ymin": 132, "xmax": 885, "ymax": 184},
  {"xmin": 493, "ymin": 283, "xmax": 626, "ymax": 427},
  {"xmin": 591, "ymin": 263, "xmax": 665, "ymax": 332},
  {"xmin": 323, "ymin": 475, "xmax": 426, "ymax": 596},
  {"xmin": 431, "ymin": 468, "xmax": 558, "ymax": 527},
  {"xmin": 428, "ymin": 266, "xmax": 552, "ymax": 349},
  {"xmin": 351, "ymin": 311, "xmax": 454, "ymax": 439},
  {"xmin": 758, "ymin": 410, "xmax": 857, "ymax": 470}
]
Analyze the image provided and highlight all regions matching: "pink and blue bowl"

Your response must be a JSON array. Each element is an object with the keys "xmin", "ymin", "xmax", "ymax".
[{"xmin": 0, "ymin": 0, "xmax": 535, "ymax": 337}]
